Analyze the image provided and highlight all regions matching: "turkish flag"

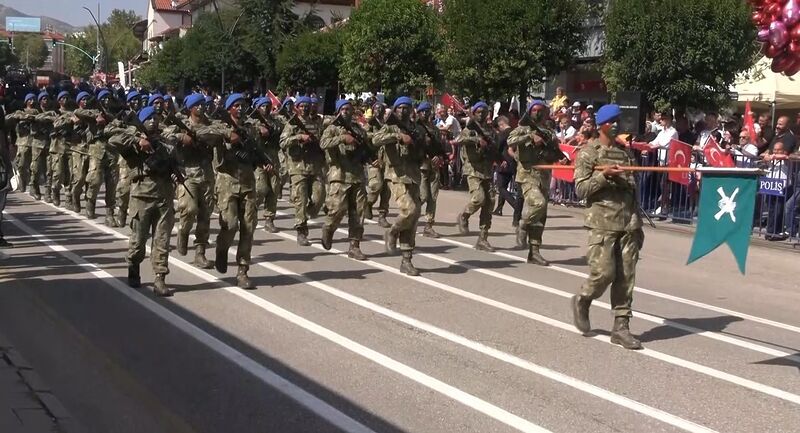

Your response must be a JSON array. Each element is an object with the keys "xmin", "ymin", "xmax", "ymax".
[
  {"xmin": 667, "ymin": 139, "xmax": 692, "ymax": 186},
  {"xmin": 743, "ymin": 100, "xmax": 757, "ymax": 145},
  {"xmin": 552, "ymin": 143, "xmax": 579, "ymax": 182},
  {"xmin": 703, "ymin": 137, "xmax": 734, "ymax": 168},
  {"xmin": 441, "ymin": 92, "xmax": 466, "ymax": 113},
  {"xmin": 267, "ymin": 90, "xmax": 282, "ymax": 110}
]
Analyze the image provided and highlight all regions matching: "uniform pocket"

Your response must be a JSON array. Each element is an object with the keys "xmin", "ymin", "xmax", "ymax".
[{"xmin": 588, "ymin": 230, "xmax": 606, "ymax": 246}]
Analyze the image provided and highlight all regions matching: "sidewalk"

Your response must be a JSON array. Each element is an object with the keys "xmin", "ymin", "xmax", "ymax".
[{"xmin": 0, "ymin": 330, "xmax": 83, "ymax": 433}]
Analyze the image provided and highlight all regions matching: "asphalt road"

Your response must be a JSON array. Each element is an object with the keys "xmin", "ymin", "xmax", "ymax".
[{"xmin": 1, "ymin": 186, "xmax": 800, "ymax": 433}]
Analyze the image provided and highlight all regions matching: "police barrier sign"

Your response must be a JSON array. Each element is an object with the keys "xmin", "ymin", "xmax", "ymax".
[{"xmin": 758, "ymin": 177, "xmax": 787, "ymax": 197}]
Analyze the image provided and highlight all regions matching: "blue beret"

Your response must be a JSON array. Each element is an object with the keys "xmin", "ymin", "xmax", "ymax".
[
  {"xmin": 295, "ymin": 96, "xmax": 313, "ymax": 106},
  {"xmin": 335, "ymin": 99, "xmax": 351, "ymax": 112},
  {"xmin": 225, "ymin": 93, "xmax": 244, "ymax": 110},
  {"xmin": 138, "ymin": 106, "xmax": 156, "ymax": 123},
  {"xmin": 184, "ymin": 93, "xmax": 205, "ymax": 110},
  {"xmin": 76, "ymin": 91, "xmax": 90, "ymax": 103},
  {"xmin": 393, "ymin": 96, "xmax": 413, "ymax": 109},
  {"xmin": 148, "ymin": 94, "xmax": 164, "ymax": 106},
  {"xmin": 281, "ymin": 97, "xmax": 294, "ymax": 110},
  {"xmin": 24, "ymin": 93, "xmax": 36, "ymax": 103},
  {"xmin": 126, "ymin": 90, "xmax": 139, "ymax": 103},
  {"xmin": 595, "ymin": 104, "xmax": 621, "ymax": 125},
  {"xmin": 97, "ymin": 89, "xmax": 111, "ymax": 100},
  {"xmin": 527, "ymin": 100, "xmax": 546, "ymax": 112},
  {"xmin": 471, "ymin": 101, "xmax": 489, "ymax": 113},
  {"xmin": 57, "ymin": 91, "xmax": 70, "ymax": 101},
  {"xmin": 416, "ymin": 101, "xmax": 432, "ymax": 112},
  {"xmin": 254, "ymin": 97, "xmax": 271, "ymax": 108},
  {"xmin": 205, "ymin": 95, "xmax": 214, "ymax": 104},
  {"xmin": 311, "ymin": 97, "xmax": 319, "ymax": 104},
  {"xmin": 37, "ymin": 91, "xmax": 50, "ymax": 102}
]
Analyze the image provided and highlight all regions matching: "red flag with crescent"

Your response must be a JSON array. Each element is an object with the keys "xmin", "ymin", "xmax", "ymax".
[
  {"xmin": 441, "ymin": 92, "xmax": 466, "ymax": 113},
  {"xmin": 667, "ymin": 139, "xmax": 692, "ymax": 186},
  {"xmin": 552, "ymin": 143, "xmax": 579, "ymax": 182},
  {"xmin": 267, "ymin": 90, "xmax": 282, "ymax": 110},
  {"xmin": 703, "ymin": 137, "xmax": 734, "ymax": 168},
  {"xmin": 743, "ymin": 100, "xmax": 757, "ymax": 145}
]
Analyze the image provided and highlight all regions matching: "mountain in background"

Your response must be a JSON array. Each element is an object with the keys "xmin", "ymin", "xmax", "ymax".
[{"xmin": 0, "ymin": 4, "xmax": 81, "ymax": 34}]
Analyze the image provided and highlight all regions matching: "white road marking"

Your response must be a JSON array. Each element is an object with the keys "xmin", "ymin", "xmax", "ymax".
[{"xmin": 4, "ymin": 213, "xmax": 378, "ymax": 433}]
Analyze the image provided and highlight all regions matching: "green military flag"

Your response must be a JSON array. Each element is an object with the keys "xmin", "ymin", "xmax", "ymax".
[{"xmin": 687, "ymin": 169, "xmax": 759, "ymax": 274}]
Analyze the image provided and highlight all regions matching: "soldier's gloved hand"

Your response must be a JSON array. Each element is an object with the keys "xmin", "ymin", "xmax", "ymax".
[
  {"xmin": 343, "ymin": 134, "xmax": 356, "ymax": 145},
  {"xmin": 530, "ymin": 132, "xmax": 544, "ymax": 146},
  {"xmin": 95, "ymin": 115, "xmax": 107, "ymax": 126},
  {"xmin": 180, "ymin": 133, "xmax": 193, "ymax": 147},
  {"xmin": 260, "ymin": 126, "xmax": 270, "ymax": 137},
  {"xmin": 300, "ymin": 134, "xmax": 312, "ymax": 143},
  {"xmin": 370, "ymin": 159, "xmax": 382, "ymax": 168},
  {"xmin": 400, "ymin": 133, "xmax": 412, "ymax": 145},
  {"xmin": 230, "ymin": 131, "xmax": 241, "ymax": 145},
  {"xmin": 432, "ymin": 156, "xmax": 442, "ymax": 167},
  {"xmin": 138, "ymin": 138, "xmax": 153, "ymax": 153},
  {"xmin": 602, "ymin": 165, "xmax": 625, "ymax": 179}
]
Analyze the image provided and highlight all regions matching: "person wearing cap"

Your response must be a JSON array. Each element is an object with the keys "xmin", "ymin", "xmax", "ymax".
[
  {"xmin": 416, "ymin": 101, "xmax": 447, "ymax": 238},
  {"xmin": 68, "ymin": 91, "xmax": 93, "ymax": 213},
  {"xmin": 364, "ymin": 101, "xmax": 392, "ymax": 227},
  {"xmin": 48, "ymin": 90, "xmax": 79, "ymax": 208},
  {"xmin": 371, "ymin": 96, "xmax": 427, "ymax": 276},
  {"xmin": 6, "ymin": 93, "xmax": 38, "ymax": 192},
  {"xmin": 454, "ymin": 101, "xmax": 500, "ymax": 251},
  {"xmin": 506, "ymin": 99, "xmax": 563, "ymax": 265},
  {"xmin": 318, "ymin": 99, "xmax": 369, "ymax": 259},
  {"xmin": 109, "ymin": 105, "xmax": 178, "ymax": 297},
  {"xmin": 572, "ymin": 103, "xmax": 644, "ymax": 350},
  {"xmin": 247, "ymin": 97, "xmax": 282, "ymax": 234},
  {"xmin": 111, "ymin": 91, "xmax": 147, "ymax": 227},
  {"xmin": 29, "ymin": 92, "xmax": 59, "ymax": 202},
  {"xmin": 279, "ymin": 95, "xmax": 326, "ymax": 246},
  {"xmin": 212, "ymin": 93, "xmax": 262, "ymax": 289}
]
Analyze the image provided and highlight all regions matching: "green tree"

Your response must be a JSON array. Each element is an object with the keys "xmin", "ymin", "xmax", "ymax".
[
  {"xmin": 103, "ymin": 9, "xmax": 142, "ymax": 65},
  {"xmin": 137, "ymin": 36, "xmax": 185, "ymax": 88},
  {"xmin": 438, "ymin": 0, "xmax": 587, "ymax": 101},
  {"xmin": 14, "ymin": 33, "xmax": 49, "ymax": 69},
  {"xmin": 0, "ymin": 43, "xmax": 17, "ymax": 72},
  {"xmin": 340, "ymin": 0, "xmax": 440, "ymax": 96},
  {"xmin": 276, "ymin": 29, "xmax": 342, "ymax": 92},
  {"xmin": 603, "ymin": 0, "xmax": 758, "ymax": 111},
  {"xmin": 238, "ymin": 0, "xmax": 299, "ymax": 85},
  {"xmin": 64, "ymin": 31, "xmax": 97, "ymax": 77}
]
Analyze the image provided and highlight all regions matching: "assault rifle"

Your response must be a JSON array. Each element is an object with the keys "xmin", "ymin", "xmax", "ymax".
[
  {"xmin": 127, "ymin": 113, "xmax": 192, "ymax": 197},
  {"xmin": 466, "ymin": 118, "xmax": 502, "ymax": 162}
]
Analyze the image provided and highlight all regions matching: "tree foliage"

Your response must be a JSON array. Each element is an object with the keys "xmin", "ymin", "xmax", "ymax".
[
  {"xmin": 103, "ymin": 9, "xmax": 142, "ymax": 65},
  {"xmin": 64, "ymin": 32, "xmax": 96, "ymax": 77},
  {"xmin": 136, "ymin": 36, "xmax": 184, "ymax": 88},
  {"xmin": 238, "ymin": 0, "xmax": 299, "ymax": 84},
  {"xmin": 14, "ymin": 34, "xmax": 49, "ymax": 69},
  {"xmin": 340, "ymin": 0, "xmax": 440, "ymax": 96},
  {"xmin": 603, "ymin": 0, "xmax": 758, "ymax": 111},
  {"xmin": 276, "ymin": 29, "xmax": 342, "ymax": 93},
  {"xmin": 438, "ymin": 0, "xmax": 587, "ymax": 101}
]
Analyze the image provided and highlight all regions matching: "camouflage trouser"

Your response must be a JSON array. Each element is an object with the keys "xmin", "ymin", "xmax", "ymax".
[
  {"xmin": 216, "ymin": 185, "xmax": 257, "ymax": 267},
  {"xmin": 366, "ymin": 165, "xmax": 390, "ymax": 216},
  {"xmin": 520, "ymin": 178, "xmax": 550, "ymax": 246},
  {"xmin": 48, "ymin": 151, "xmax": 71, "ymax": 196},
  {"xmin": 580, "ymin": 228, "xmax": 644, "ymax": 318},
  {"xmin": 255, "ymin": 166, "xmax": 280, "ymax": 219},
  {"xmin": 278, "ymin": 150, "xmax": 288, "ymax": 199},
  {"xmin": 30, "ymin": 146, "xmax": 48, "ymax": 193},
  {"xmin": 127, "ymin": 195, "xmax": 175, "ymax": 275},
  {"xmin": 420, "ymin": 168, "xmax": 439, "ymax": 224},
  {"xmin": 116, "ymin": 156, "xmax": 131, "ymax": 219},
  {"xmin": 389, "ymin": 182, "xmax": 421, "ymax": 252},
  {"xmin": 290, "ymin": 174, "xmax": 325, "ymax": 229},
  {"xmin": 14, "ymin": 145, "xmax": 31, "ymax": 191},
  {"xmin": 177, "ymin": 168, "xmax": 215, "ymax": 247},
  {"xmin": 323, "ymin": 181, "xmax": 365, "ymax": 240},
  {"xmin": 70, "ymin": 151, "xmax": 90, "ymax": 209},
  {"xmin": 85, "ymin": 144, "xmax": 119, "ymax": 208},
  {"xmin": 463, "ymin": 176, "xmax": 493, "ymax": 231}
]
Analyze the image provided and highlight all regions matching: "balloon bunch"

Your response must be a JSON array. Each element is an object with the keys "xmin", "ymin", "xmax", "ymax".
[{"xmin": 752, "ymin": 0, "xmax": 800, "ymax": 76}]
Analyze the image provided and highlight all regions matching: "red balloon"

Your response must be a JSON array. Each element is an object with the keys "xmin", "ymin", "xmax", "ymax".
[
  {"xmin": 772, "ymin": 53, "xmax": 794, "ymax": 73},
  {"xmin": 791, "ymin": 23, "xmax": 800, "ymax": 40},
  {"xmin": 765, "ymin": 42, "xmax": 785, "ymax": 57},
  {"xmin": 784, "ymin": 57, "xmax": 800, "ymax": 76},
  {"xmin": 767, "ymin": 2, "xmax": 782, "ymax": 16},
  {"xmin": 790, "ymin": 40, "xmax": 800, "ymax": 55}
]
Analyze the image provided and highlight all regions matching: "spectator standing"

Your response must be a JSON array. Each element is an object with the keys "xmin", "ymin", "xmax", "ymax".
[
  {"xmin": 761, "ymin": 141, "xmax": 790, "ymax": 240},
  {"xmin": 757, "ymin": 113, "xmax": 774, "ymax": 154},
  {"xmin": 569, "ymin": 101, "xmax": 582, "ymax": 127},
  {"xmin": 556, "ymin": 115, "xmax": 577, "ymax": 142},
  {"xmin": 492, "ymin": 116, "xmax": 521, "ymax": 226},
  {"xmin": 550, "ymin": 87, "xmax": 568, "ymax": 113},
  {"xmin": 792, "ymin": 112, "xmax": 800, "ymax": 136},
  {"xmin": 694, "ymin": 112, "xmax": 722, "ymax": 151},
  {"xmin": 770, "ymin": 116, "xmax": 797, "ymax": 154}
]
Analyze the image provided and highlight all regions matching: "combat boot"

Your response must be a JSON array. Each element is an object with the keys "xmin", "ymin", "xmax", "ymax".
[
  {"xmin": 348, "ymin": 240, "xmax": 367, "ymax": 261},
  {"xmin": 296, "ymin": 227, "xmax": 311, "ymax": 247},
  {"xmin": 64, "ymin": 194, "xmax": 73, "ymax": 211},
  {"xmin": 516, "ymin": 226, "xmax": 528, "ymax": 249},
  {"xmin": 377, "ymin": 213, "xmax": 391, "ymax": 228},
  {"xmin": 384, "ymin": 227, "xmax": 399, "ymax": 255},
  {"xmin": 153, "ymin": 274, "xmax": 174, "ymax": 297},
  {"xmin": 116, "ymin": 210, "xmax": 127, "ymax": 228},
  {"xmin": 215, "ymin": 246, "xmax": 228, "ymax": 273},
  {"xmin": 44, "ymin": 187, "xmax": 52, "ymax": 203},
  {"xmin": 475, "ymin": 229, "xmax": 495, "ymax": 252},
  {"xmin": 194, "ymin": 244, "xmax": 211, "ymax": 269},
  {"xmin": 237, "ymin": 265, "xmax": 255, "ymax": 290},
  {"xmin": 610, "ymin": 317, "xmax": 643, "ymax": 350},
  {"xmin": 321, "ymin": 225, "xmax": 335, "ymax": 250},
  {"xmin": 457, "ymin": 213, "xmax": 469, "ymax": 235},
  {"xmin": 400, "ymin": 251, "xmax": 420, "ymax": 276},
  {"xmin": 52, "ymin": 191, "xmax": 61, "ymax": 207},
  {"xmin": 263, "ymin": 217, "xmax": 278, "ymax": 233},
  {"xmin": 105, "ymin": 210, "xmax": 118, "ymax": 228},
  {"xmin": 571, "ymin": 295, "xmax": 592, "ymax": 334},
  {"xmin": 127, "ymin": 264, "xmax": 141, "ymax": 288},
  {"xmin": 31, "ymin": 185, "xmax": 41, "ymax": 201},
  {"xmin": 177, "ymin": 230, "xmax": 189, "ymax": 256},
  {"xmin": 422, "ymin": 223, "xmax": 440, "ymax": 238},
  {"xmin": 0, "ymin": 228, "xmax": 13, "ymax": 249},
  {"xmin": 83, "ymin": 200, "xmax": 96, "ymax": 219},
  {"xmin": 527, "ymin": 245, "xmax": 550, "ymax": 266},
  {"xmin": 364, "ymin": 206, "xmax": 373, "ymax": 220}
]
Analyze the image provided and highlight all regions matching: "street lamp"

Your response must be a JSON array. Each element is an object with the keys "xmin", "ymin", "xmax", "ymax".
[{"xmin": 82, "ymin": 5, "xmax": 109, "ymax": 72}]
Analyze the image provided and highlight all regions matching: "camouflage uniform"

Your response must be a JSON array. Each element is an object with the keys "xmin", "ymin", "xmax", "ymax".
[
  {"xmin": 365, "ymin": 120, "xmax": 391, "ymax": 226},
  {"xmin": 418, "ymin": 121, "xmax": 444, "ymax": 236},
  {"xmin": 74, "ymin": 108, "xmax": 118, "ymax": 221},
  {"xmin": 319, "ymin": 115, "xmax": 368, "ymax": 259},
  {"xmin": 49, "ymin": 109, "xmax": 79, "ymax": 207},
  {"xmin": 455, "ymin": 121, "xmax": 498, "ymax": 250},
  {"xmin": 6, "ymin": 108, "xmax": 37, "ymax": 193},
  {"xmin": 279, "ymin": 114, "xmax": 326, "ymax": 245},
  {"xmin": 69, "ymin": 118, "xmax": 91, "ymax": 214},
  {"xmin": 29, "ymin": 111, "xmax": 58, "ymax": 201},
  {"xmin": 249, "ymin": 115, "xmax": 281, "ymax": 232},
  {"xmin": 506, "ymin": 124, "xmax": 562, "ymax": 264}
]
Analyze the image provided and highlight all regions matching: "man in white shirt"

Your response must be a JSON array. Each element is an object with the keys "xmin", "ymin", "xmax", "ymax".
[
  {"xmin": 648, "ymin": 112, "xmax": 678, "ymax": 165},
  {"xmin": 694, "ymin": 112, "xmax": 722, "ymax": 150},
  {"xmin": 436, "ymin": 104, "xmax": 462, "ymax": 138},
  {"xmin": 556, "ymin": 115, "xmax": 576, "ymax": 142}
]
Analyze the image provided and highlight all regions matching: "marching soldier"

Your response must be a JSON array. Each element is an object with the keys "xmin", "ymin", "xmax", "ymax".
[
  {"xmin": 7, "ymin": 93, "xmax": 37, "ymax": 193},
  {"xmin": 507, "ymin": 100, "xmax": 562, "ymax": 265},
  {"xmin": 110, "ymin": 106, "xmax": 178, "ymax": 297},
  {"xmin": 49, "ymin": 91, "xmax": 79, "ymax": 208},
  {"xmin": 69, "ymin": 92, "xmax": 92, "ymax": 213},
  {"xmin": 455, "ymin": 101, "xmax": 500, "ymax": 251},
  {"xmin": 275, "ymin": 97, "xmax": 295, "ymax": 200},
  {"xmin": 572, "ymin": 104, "xmax": 644, "ymax": 350},
  {"xmin": 75, "ymin": 90, "xmax": 119, "ymax": 224},
  {"xmin": 30, "ymin": 92, "xmax": 58, "ymax": 202},
  {"xmin": 114, "ymin": 90, "xmax": 142, "ymax": 227},
  {"xmin": 372, "ymin": 96, "xmax": 427, "ymax": 276},
  {"xmin": 279, "ymin": 96, "xmax": 326, "ymax": 246},
  {"xmin": 365, "ymin": 101, "xmax": 392, "ymax": 227},
  {"xmin": 416, "ymin": 101, "xmax": 446, "ymax": 238},
  {"xmin": 319, "ymin": 99, "xmax": 368, "ymax": 260},
  {"xmin": 249, "ymin": 97, "xmax": 282, "ymax": 233}
]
